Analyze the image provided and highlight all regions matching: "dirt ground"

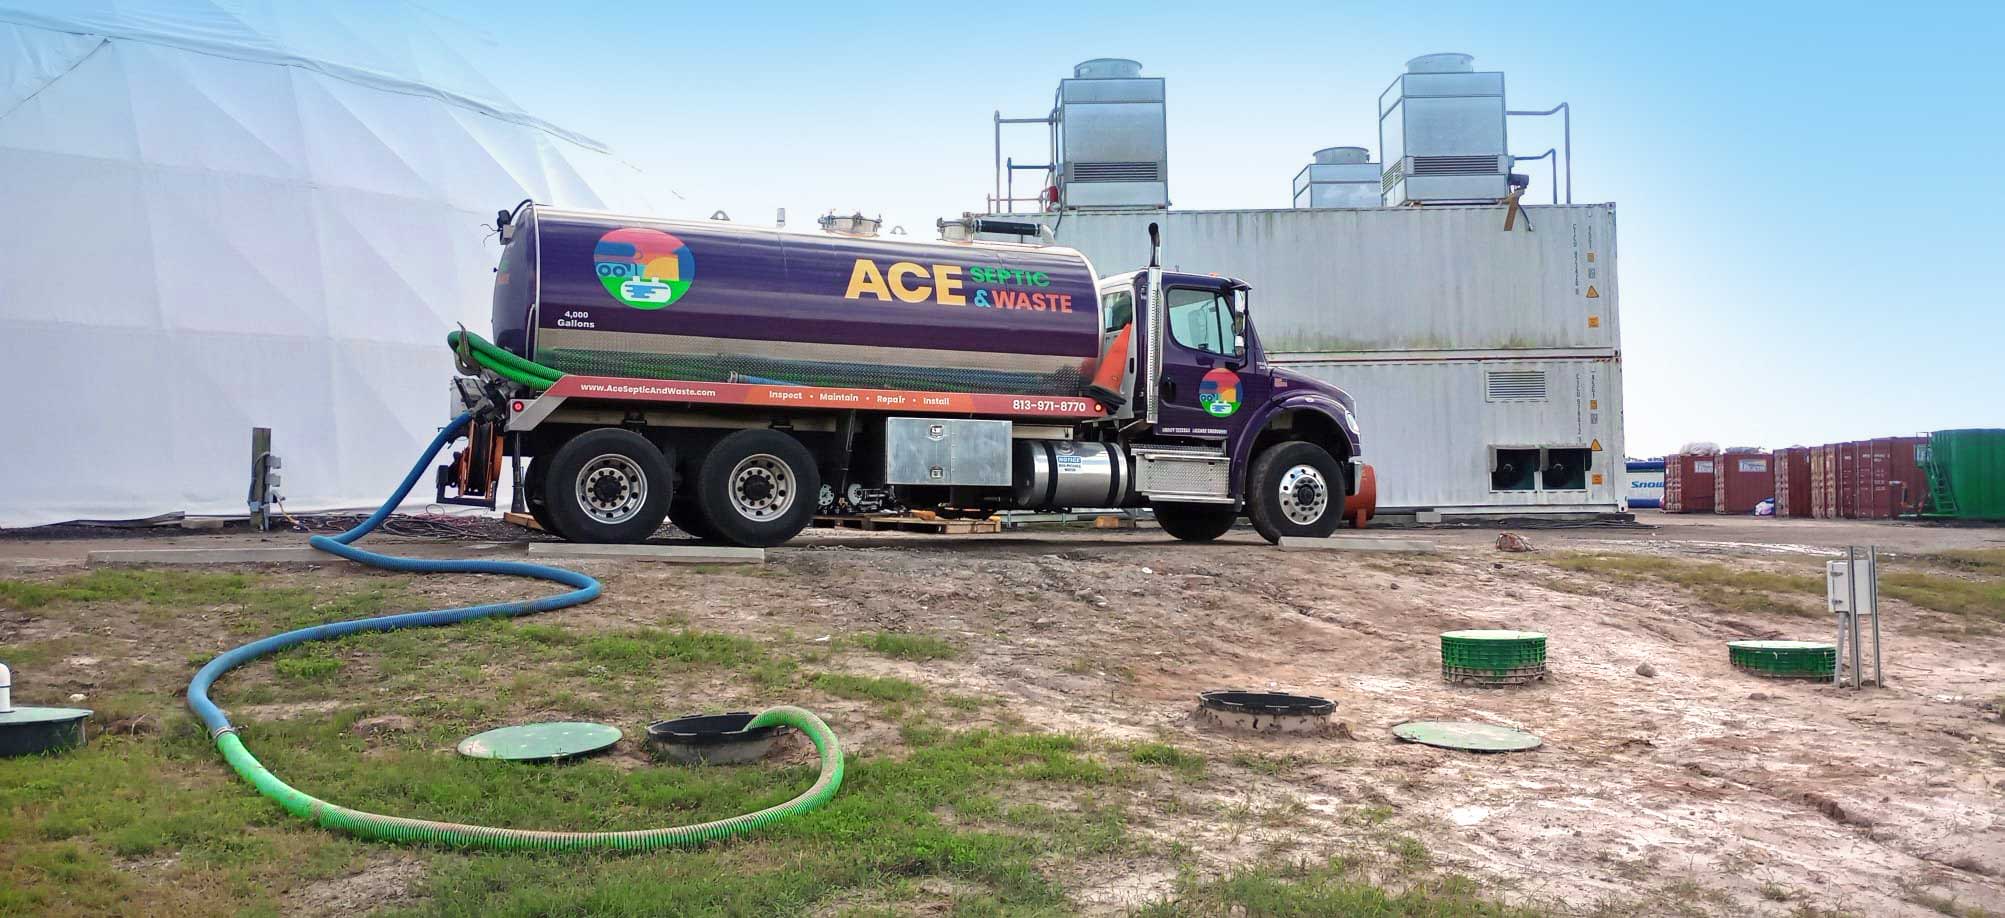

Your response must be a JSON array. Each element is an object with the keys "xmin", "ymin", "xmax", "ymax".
[{"xmin": 4, "ymin": 512, "xmax": 2002, "ymax": 915}]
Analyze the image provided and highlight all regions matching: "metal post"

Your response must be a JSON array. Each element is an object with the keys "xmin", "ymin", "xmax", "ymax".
[
  {"xmin": 250, "ymin": 426, "xmax": 271, "ymax": 532},
  {"xmin": 1868, "ymin": 545, "xmax": 1883, "ymax": 686},
  {"xmin": 1845, "ymin": 545, "xmax": 1862, "ymax": 689},
  {"xmin": 993, "ymin": 110, "xmax": 1002, "ymax": 213}
]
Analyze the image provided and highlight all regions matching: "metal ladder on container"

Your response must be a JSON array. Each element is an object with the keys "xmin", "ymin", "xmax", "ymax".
[{"xmin": 1919, "ymin": 438, "xmax": 1959, "ymax": 517}]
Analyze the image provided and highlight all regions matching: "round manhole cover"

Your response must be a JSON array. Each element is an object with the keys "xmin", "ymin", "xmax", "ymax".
[
  {"xmin": 1392, "ymin": 720, "xmax": 1541, "ymax": 752},
  {"xmin": 457, "ymin": 721, "xmax": 622, "ymax": 762}
]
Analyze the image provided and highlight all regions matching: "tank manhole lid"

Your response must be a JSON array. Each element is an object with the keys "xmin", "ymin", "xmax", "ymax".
[
  {"xmin": 1393, "ymin": 720, "xmax": 1541, "ymax": 752},
  {"xmin": 1440, "ymin": 630, "xmax": 1547, "ymax": 641},
  {"xmin": 1196, "ymin": 691, "xmax": 1335, "ymax": 716},
  {"xmin": 458, "ymin": 721, "xmax": 622, "ymax": 762}
]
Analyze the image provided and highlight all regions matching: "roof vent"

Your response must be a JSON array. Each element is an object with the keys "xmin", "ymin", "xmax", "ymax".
[
  {"xmin": 1407, "ymin": 52, "xmax": 1475, "ymax": 73},
  {"xmin": 1073, "ymin": 58, "xmax": 1143, "ymax": 78},
  {"xmin": 1313, "ymin": 146, "xmax": 1371, "ymax": 165}
]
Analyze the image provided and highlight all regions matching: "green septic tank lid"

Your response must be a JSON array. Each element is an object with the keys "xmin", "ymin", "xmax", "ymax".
[
  {"xmin": 1393, "ymin": 720, "xmax": 1541, "ymax": 752},
  {"xmin": 457, "ymin": 721, "xmax": 622, "ymax": 762},
  {"xmin": 0, "ymin": 707, "xmax": 93, "ymax": 757},
  {"xmin": 1441, "ymin": 630, "xmax": 1546, "ymax": 641},
  {"xmin": 1727, "ymin": 640, "xmax": 1831, "ymax": 651}
]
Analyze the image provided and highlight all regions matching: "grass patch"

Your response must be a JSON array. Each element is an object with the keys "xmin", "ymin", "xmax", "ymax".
[
  {"xmin": 0, "ymin": 569, "xmax": 260, "ymax": 610},
  {"xmin": 273, "ymin": 656, "xmax": 342, "ymax": 681},
  {"xmin": 811, "ymin": 672, "xmax": 926, "ymax": 702},
  {"xmin": 579, "ymin": 628, "xmax": 765, "ymax": 673},
  {"xmin": 1549, "ymin": 554, "xmax": 1823, "ymax": 618},
  {"xmin": 1552, "ymin": 551, "xmax": 2005, "ymax": 629},
  {"xmin": 1881, "ymin": 572, "xmax": 2005, "ymax": 626},
  {"xmin": 852, "ymin": 631, "xmax": 958, "ymax": 661},
  {"xmin": 0, "ymin": 569, "xmax": 418, "ymax": 635},
  {"xmin": 1129, "ymin": 742, "xmax": 1206, "ymax": 777}
]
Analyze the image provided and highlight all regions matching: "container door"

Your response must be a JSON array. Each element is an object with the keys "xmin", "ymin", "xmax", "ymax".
[{"xmin": 1153, "ymin": 284, "xmax": 1251, "ymax": 439}]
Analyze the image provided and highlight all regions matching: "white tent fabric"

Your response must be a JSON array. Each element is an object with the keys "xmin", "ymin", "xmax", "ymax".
[{"xmin": 0, "ymin": 2, "xmax": 650, "ymax": 527}]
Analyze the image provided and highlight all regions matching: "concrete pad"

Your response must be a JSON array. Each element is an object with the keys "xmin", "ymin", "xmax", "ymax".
[
  {"xmin": 1415, "ymin": 511, "xmax": 1445, "ymax": 524},
  {"xmin": 1277, "ymin": 536, "xmax": 1438, "ymax": 553},
  {"xmin": 90, "ymin": 547, "xmax": 326, "ymax": 566},
  {"xmin": 525, "ymin": 542, "xmax": 765, "ymax": 564}
]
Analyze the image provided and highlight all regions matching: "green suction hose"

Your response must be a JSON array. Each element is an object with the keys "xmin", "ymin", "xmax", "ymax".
[
  {"xmin": 213, "ymin": 707, "xmax": 843, "ymax": 851},
  {"xmin": 448, "ymin": 329, "xmax": 564, "ymax": 389},
  {"xmin": 188, "ymin": 413, "xmax": 844, "ymax": 851}
]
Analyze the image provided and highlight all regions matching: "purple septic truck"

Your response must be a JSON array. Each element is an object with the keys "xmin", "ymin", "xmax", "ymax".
[{"xmin": 444, "ymin": 203, "xmax": 1370, "ymax": 547}]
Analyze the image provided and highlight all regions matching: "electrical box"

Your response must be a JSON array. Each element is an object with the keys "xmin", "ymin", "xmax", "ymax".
[
  {"xmin": 1826, "ymin": 558, "xmax": 1877, "ymax": 614},
  {"xmin": 884, "ymin": 418, "xmax": 1011, "ymax": 486}
]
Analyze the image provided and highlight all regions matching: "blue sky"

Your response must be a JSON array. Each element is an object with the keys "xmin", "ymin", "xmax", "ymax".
[{"xmin": 457, "ymin": 0, "xmax": 2003, "ymax": 456}]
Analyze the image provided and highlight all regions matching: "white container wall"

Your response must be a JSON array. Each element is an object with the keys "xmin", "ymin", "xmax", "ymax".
[
  {"xmin": 1275, "ymin": 356, "xmax": 1626, "ymax": 513},
  {"xmin": 992, "ymin": 205, "xmax": 1617, "ymax": 353}
]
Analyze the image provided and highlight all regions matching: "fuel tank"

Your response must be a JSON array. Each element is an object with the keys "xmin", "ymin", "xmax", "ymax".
[{"xmin": 492, "ymin": 206, "xmax": 1105, "ymax": 397}]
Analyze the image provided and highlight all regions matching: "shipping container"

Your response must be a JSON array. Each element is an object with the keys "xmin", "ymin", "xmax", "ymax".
[
  {"xmin": 1773, "ymin": 447, "xmax": 1811, "ymax": 517},
  {"xmin": 1888, "ymin": 437, "xmax": 1930, "ymax": 517},
  {"xmin": 1838, "ymin": 442, "xmax": 1861, "ymax": 518},
  {"xmin": 1714, "ymin": 450, "xmax": 1774, "ymax": 515},
  {"xmin": 1625, "ymin": 458, "xmax": 1665, "ymax": 509},
  {"xmin": 1274, "ymin": 355, "xmax": 1625, "ymax": 513},
  {"xmin": 1926, "ymin": 428, "xmax": 2005, "ymax": 520},
  {"xmin": 986, "ymin": 205, "xmax": 1619, "ymax": 353},
  {"xmin": 1809, "ymin": 447, "xmax": 1827, "ymax": 517},
  {"xmin": 988, "ymin": 204, "xmax": 1625, "ymax": 517},
  {"xmin": 1663, "ymin": 452, "xmax": 1716, "ymax": 513}
]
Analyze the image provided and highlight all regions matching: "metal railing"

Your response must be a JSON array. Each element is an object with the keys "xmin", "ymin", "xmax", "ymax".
[{"xmin": 1506, "ymin": 102, "xmax": 1571, "ymax": 204}]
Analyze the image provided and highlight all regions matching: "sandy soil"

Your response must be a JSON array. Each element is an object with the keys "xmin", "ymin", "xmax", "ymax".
[{"xmin": 5, "ymin": 513, "xmax": 2002, "ymax": 915}]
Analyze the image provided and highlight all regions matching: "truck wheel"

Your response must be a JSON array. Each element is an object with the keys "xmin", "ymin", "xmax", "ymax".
[
  {"xmin": 692, "ymin": 429, "xmax": 820, "ymax": 547},
  {"xmin": 543, "ymin": 428, "xmax": 672, "ymax": 544},
  {"xmin": 1153, "ymin": 503, "xmax": 1238, "ymax": 542},
  {"xmin": 522, "ymin": 458, "xmax": 559, "ymax": 535},
  {"xmin": 669, "ymin": 497, "xmax": 720, "ymax": 542},
  {"xmin": 1246, "ymin": 441, "xmax": 1347, "ymax": 544}
]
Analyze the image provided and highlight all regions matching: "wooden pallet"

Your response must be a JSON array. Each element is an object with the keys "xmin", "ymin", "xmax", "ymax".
[{"xmin": 812, "ymin": 513, "xmax": 1001, "ymax": 534}]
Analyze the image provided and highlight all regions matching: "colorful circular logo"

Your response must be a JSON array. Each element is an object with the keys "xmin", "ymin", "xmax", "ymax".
[
  {"xmin": 594, "ymin": 227, "xmax": 694, "ymax": 309},
  {"xmin": 1198, "ymin": 368, "xmax": 1241, "ymax": 418}
]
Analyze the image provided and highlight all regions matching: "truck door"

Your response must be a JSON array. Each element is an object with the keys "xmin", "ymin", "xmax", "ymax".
[{"xmin": 1155, "ymin": 284, "xmax": 1248, "ymax": 438}]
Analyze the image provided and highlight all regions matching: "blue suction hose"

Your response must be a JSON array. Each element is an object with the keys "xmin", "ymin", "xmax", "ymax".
[{"xmin": 185, "ymin": 413, "xmax": 843, "ymax": 850}]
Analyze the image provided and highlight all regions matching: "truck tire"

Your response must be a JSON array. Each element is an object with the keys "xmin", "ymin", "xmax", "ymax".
[
  {"xmin": 691, "ymin": 429, "xmax": 820, "ymax": 547},
  {"xmin": 1245, "ymin": 441, "xmax": 1347, "ymax": 544},
  {"xmin": 522, "ymin": 458, "xmax": 559, "ymax": 535},
  {"xmin": 669, "ymin": 497, "xmax": 721, "ymax": 542},
  {"xmin": 542, "ymin": 428, "xmax": 673, "ymax": 544},
  {"xmin": 1153, "ymin": 503, "xmax": 1238, "ymax": 542}
]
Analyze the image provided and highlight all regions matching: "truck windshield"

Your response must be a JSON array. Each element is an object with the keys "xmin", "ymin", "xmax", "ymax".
[{"xmin": 1165, "ymin": 287, "xmax": 1238, "ymax": 357}]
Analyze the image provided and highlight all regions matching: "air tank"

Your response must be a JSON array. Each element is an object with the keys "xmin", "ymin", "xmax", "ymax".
[{"xmin": 495, "ymin": 205, "xmax": 1105, "ymax": 398}]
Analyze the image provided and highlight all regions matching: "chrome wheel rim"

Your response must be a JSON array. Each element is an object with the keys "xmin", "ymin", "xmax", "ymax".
[
  {"xmin": 729, "ymin": 453, "xmax": 795, "ymax": 522},
  {"xmin": 1277, "ymin": 464, "xmax": 1329, "ymax": 526},
  {"xmin": 575, "ymin": 454, "xmax": 648, "ymax": 525}
]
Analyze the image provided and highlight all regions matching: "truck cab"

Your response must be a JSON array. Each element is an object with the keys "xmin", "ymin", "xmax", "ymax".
[
  {"xmin": 445, "ymin": 206, "xmax": 1366, "ymax": 547},
  {"xmin": 1090, "ymin": 266, "xmax": 1364, "ymax": 542}
]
